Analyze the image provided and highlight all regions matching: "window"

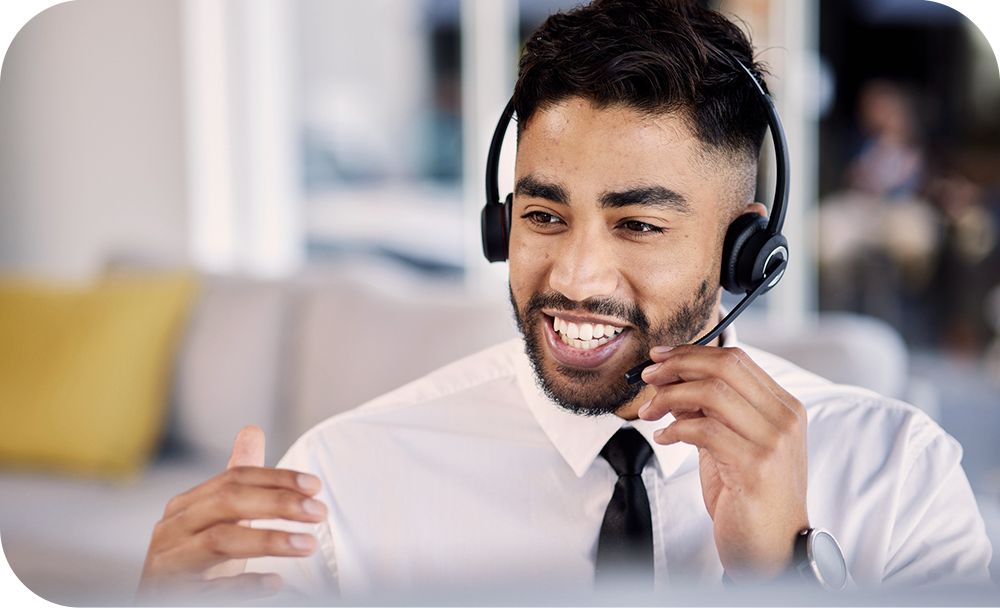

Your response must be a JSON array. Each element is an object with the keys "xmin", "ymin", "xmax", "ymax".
[{"xmin": 297, "ymin": 0, "xmax": 466, "ymax": 276}]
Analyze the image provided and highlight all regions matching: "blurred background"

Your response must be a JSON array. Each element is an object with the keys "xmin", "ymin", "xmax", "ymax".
[{"xmin": 0, "ymin": 0, "xmax": 997, "ymax": 604}]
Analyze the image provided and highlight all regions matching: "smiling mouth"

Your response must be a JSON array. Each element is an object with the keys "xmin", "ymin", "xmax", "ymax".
[
  {"xmin": 540, "ymin": 313, "xmax": 631, "ymax": 370},
  {"xmin": 550, "ymin": 315, "xmax": 626, "ymax": 350}
]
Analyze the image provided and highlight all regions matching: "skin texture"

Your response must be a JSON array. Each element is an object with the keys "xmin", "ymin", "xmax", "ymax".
[
  {"xmin": 136, "ymin": 426, "xmax": 328, "ymax": 602},
  {"xmin": 507, "ymin": 97, "xmax": 809, "ymax": 581}
]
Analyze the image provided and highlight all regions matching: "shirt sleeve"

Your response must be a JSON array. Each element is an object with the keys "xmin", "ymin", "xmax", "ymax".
[
  {"xmin": 881, "ymin": 423, "xmax": 994, "ymax": 588},
  {"xmin": 242, "ymin": 432, "xmax": 341, "ymax": 602}
]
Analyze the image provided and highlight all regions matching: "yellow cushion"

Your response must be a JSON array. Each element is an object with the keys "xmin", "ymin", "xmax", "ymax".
[{"xmin": 0, "ymin": 272, "xmax": 198, "ymax": 478}]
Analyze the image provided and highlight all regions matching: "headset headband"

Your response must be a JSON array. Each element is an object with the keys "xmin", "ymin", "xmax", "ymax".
[
  {"xmin": 484, "ymin": 58, "xmax": 788, "ymax": 239},
  {"xmin": 485, "ymin": 98, "xmax": 515, "ymax": 217}
]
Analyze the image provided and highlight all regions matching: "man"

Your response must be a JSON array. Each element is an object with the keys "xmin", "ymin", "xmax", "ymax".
[{"xmin": 137, "ymin": 0, "xmax": 993, "ymax": 602}]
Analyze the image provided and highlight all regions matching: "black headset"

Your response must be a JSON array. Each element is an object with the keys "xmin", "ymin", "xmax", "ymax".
[{"xmin": 480, "ymin": 58, "xmax": 790, "ymax": 385}]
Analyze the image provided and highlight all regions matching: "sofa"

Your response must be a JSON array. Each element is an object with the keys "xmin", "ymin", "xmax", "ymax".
[{"xmin": 0, "ymin": 258, "xmax": 995, "ymax": 605}]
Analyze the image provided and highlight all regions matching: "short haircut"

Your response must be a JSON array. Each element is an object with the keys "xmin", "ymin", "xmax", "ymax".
[{"xmin": 514, "ymin": 0, "xmax": 770, "ymax": 164}]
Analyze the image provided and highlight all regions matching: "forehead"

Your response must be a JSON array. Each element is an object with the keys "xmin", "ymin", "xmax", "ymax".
[{"xmin": 515, "ymin": 97, "xmax": 711, "ymax": 195}]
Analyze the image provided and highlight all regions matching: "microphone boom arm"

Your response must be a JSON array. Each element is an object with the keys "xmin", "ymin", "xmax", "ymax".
[{"xmin": 623, "ymin": 258, "xmax": 787, "ymax": 385}]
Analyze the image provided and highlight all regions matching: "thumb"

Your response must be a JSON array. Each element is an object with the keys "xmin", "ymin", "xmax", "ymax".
[{"xmin": 227, "ymin": 424, "xmax": 265, "ymax": 470}]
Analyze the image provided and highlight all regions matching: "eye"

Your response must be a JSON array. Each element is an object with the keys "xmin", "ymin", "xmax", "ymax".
[
  {"xmin": 521, "ymin": 211, "xmax": 564, "ymax": 228},
  {"xmin": 619, "ymin": 220, "xmax": 665, "ymax": 235}
]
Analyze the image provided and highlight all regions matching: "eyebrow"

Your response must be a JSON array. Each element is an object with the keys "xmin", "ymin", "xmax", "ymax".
[
  {"xmin": 515, "ymin": 174, "xmax": 691, "ymax": 214},
  {"xmin": 599, "ymin": 185, "xmax": 691, "ymax": 214},
  {"xmin": 515, "ymin": 175, "xmax": 568, "ymax": 205}
]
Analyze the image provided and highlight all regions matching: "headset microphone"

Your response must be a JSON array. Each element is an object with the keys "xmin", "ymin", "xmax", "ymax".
[{"xmin": 480, "ymin": 57, "xmax": 791, "ymax": 387}]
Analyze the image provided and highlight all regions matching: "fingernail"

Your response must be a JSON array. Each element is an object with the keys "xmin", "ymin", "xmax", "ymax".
[
  {"xmin": 260, "ymin": 573, "xmax": 283, "ymax": 590},
  {"xmin": 297, "ymin": 473, "xmax": 320, "ymax": 492},
  {"xmin": 302, "ymin": 498, "xmax": 326, "ymax": 516},
  {"xmin": 641, "ymin": 363, "xmax": 661, "ymax": 378},
  {"xmin": 651, "ymin": 345, "xmax": 674, "ymax": 356},
  {"xmin": 637, "ymin": 400, "xmax": 651, "ymax": 418},
  {"xmin": 289, "ymin": 533, "xmax": 315, "ymax": 550}
]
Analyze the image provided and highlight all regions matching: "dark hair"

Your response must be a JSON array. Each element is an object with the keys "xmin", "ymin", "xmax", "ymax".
[{"xmin": 514, "ymin": 0, "xmax": 769, "ymax": 162}]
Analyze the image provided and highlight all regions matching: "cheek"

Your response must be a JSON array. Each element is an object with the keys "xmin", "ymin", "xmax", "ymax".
[
  {"xmin": 620, "ymin": 232, "xmax": 720, "ymax": 304},
  {"xmin": 507, "ymin": 249, "xmax": 545, "ymax": 307},
  {"xmin": 620, "ymin": 231, "xmax": 705, "ymax": 280},
  {"xmin": 508, "ymin": 232, "xmax": 552, "ymax": 291}
]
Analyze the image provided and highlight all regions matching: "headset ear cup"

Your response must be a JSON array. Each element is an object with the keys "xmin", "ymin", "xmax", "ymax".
[
  {"xmin": 480, "ymin": 193, "xmax": 513, "ymax": 263},
  {"xmin": 748, "ymin": 233, "xmax": 789, "ymax": 293},
  {"xmin": 721, "ymin": 213, "xmax": 769, "ymax": 294},
  {"xmin": 480, "ymin": 202, "xmax": 504, "ymax": 262}
]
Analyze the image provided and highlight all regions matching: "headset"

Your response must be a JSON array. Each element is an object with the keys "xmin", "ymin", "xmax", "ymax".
[{"xmin": 480, "ymin": 58, "xmax": 789, "ymax": 386}]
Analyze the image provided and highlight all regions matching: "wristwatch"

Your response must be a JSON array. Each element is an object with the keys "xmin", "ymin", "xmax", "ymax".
[{"xmin": 791, "ymin": 527, "xmax": 848, "ymax": 591}]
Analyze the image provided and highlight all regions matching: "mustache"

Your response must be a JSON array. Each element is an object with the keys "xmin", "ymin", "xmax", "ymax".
[{"xmin": 523, "ymin": 291, "xmax": 650, "ymax": 333}]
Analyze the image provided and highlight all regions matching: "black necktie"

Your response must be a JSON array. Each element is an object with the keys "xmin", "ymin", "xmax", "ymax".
[{"xmin": 595, "ymin": 427, "xmax": 655, "ymax": 589}]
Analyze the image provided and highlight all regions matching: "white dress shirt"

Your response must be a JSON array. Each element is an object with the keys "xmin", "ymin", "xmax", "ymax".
[{"xmin": 245, "ymin": 328, "xmax": 993, "ymax": 601}]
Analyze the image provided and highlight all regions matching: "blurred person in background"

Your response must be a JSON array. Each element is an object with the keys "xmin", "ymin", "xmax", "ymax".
[
  {"xmin": 819, "ymin": 78, "xmax": 1000, "ymax": 357},
  {"xmin": 818, "ymin": 80, "xmax": 939, "ymax": 343},
  {"xmin": 925, "ymin": 170, "xmax": 998, "ymax": 355},
  {"xmin": 136, "ymin": 0, "xmax": 994, "ymax": 603},
  {"xmin": 845, "ymin": 80, "xmax": 925, "ymax": 199}
]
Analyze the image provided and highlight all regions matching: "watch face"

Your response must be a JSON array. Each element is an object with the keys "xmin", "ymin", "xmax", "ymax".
[{"xmin": 811, "ymin": 530, "xmax": 848, "ymax": 590}]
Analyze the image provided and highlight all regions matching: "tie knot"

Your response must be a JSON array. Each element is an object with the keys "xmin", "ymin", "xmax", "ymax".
[{"xmin": 600, "ymin": 427, "xmax": 653, "ymax": 477}]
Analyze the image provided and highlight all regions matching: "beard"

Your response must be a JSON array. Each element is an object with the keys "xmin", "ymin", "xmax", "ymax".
[{"xmin": 509, "ymin": 279, "xmax": 718, "ymax": 417}]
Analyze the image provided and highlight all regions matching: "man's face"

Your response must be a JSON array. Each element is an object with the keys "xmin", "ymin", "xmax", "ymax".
[{"xmin": 508, "ymin": 97, "xmax": 743, "ymax": 417}]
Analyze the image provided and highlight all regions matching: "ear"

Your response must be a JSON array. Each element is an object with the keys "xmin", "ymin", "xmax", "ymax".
[{"xmin": 743, "ymin": 201, "xmax": 768, "ymax": 217}]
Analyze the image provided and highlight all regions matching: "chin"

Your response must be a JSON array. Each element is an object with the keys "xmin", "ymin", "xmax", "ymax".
[
  {"xmin": 507, "ymin": 281, "xmax": 718, "ymax": 417},
  {"xmin": 525, "ymin": 315, "xmax": 646, "ymax": 417}
]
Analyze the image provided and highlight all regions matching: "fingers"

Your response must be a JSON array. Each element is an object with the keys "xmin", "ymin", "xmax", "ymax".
[
  {"xmin": 638, "ymin": 378, "xmax": 773, "ymax": 445},
  {"xmin": 683, "ymin": 345, "xmax": 799, "ymax": 408},
  {"xmin": 141, "ymin": 426, "xmax": 323, "ymax": 603},
  {"xmin": 164, "ymin": 466, "xmax": 321, "ymax": 519},
  {"xmin": 153, "ymin": 525, "xmax": 319, "ymax": 574},
  {"xmin": 227, "ymin": 425, "xmax": 265, "ymax": 470},
  {"xmin": 731, "ymin": 352, "xmax": 802, "ymax": 413},
  {"xmin": 654, "ymin": 415, "xmax": 756, "ymax": 465},
  {"xmin": 199, "ymin": 524, "xmax": 317, "ymax": 562},
  {"xmin": 641, "ymin": 345, "xmax": 803, "ymax": 428},
  {"xmin": 166, "ymin": 484, "xmax": 328, "ymax": 537}
]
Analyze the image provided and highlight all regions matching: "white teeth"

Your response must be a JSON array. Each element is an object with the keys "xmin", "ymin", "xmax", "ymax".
[
  {"xmin": 552, "ymin": 317, "xmax": 625, "ymax": 350},
  {"xmin": 567, "ymin": 322, "xmax": 580, "ymax": 340},
  {"xmin": 552, "ymin": 316, "xmax": 625, "ymax": 349},
  {"xmin": 556, "ymin": 333, "xmax": 611, "ymax": 350}
]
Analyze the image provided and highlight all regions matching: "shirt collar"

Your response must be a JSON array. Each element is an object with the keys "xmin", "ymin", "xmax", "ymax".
[{"xmin": 514, "ymin": 317, "xmax": 739, "ymax": 479}]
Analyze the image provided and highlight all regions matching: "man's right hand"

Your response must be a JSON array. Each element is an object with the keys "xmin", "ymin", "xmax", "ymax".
[{"xmin": 136, "ymin": 425, "xmax": 328, "ymax": 602}]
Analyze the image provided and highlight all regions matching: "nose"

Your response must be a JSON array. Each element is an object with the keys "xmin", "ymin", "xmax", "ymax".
[{"xmin": 548, "ymin": 222, "xmax": 619, "ymax": 302}]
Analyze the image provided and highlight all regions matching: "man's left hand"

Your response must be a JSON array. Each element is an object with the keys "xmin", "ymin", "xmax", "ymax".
[{"xmin": 638, "ymin": 345, "xmax": 809, "ymax": 583}]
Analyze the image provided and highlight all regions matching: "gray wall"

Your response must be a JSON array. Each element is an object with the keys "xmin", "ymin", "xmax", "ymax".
[{"xmin": 0, "ymin": 0, "xmax": 188, "ymax": 280}]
